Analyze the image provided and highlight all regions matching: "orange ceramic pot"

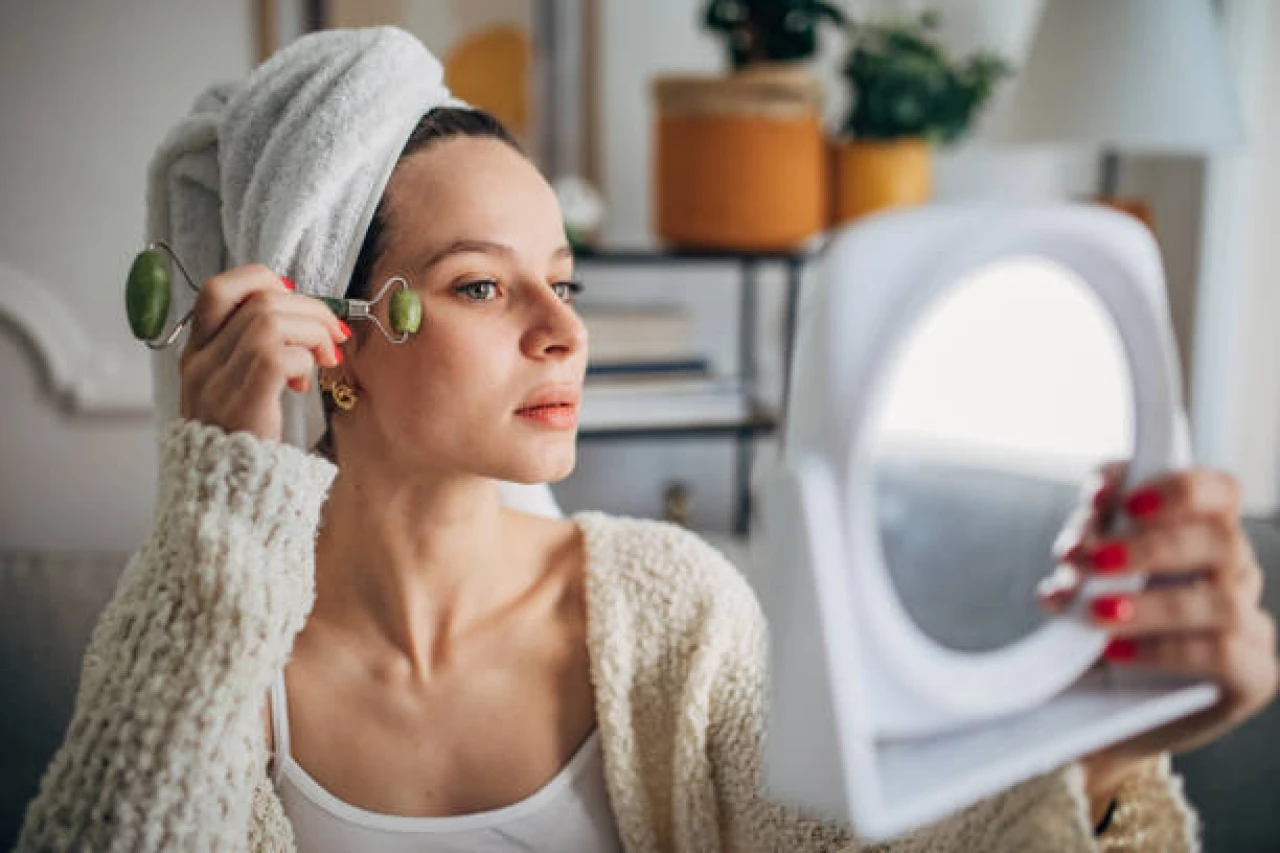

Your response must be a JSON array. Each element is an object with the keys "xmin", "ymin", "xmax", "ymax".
[
  {"xmin": 831, "ymin": 137, "xmax": 932, "ymax": 226},
  {"xmin": 653, "ymin": 69, "xmax": 827, "ymax": 251}
]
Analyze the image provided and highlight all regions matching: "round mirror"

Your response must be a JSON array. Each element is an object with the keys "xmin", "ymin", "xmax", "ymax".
[{"xmin": 868, "ymin": 255, "xmax": 1134, "ymax": 653}]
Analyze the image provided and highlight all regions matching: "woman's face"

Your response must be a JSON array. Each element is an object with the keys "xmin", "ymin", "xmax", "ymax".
[{"xmin": 342, "ymin": 135, "xmax": 588, "ymax": 486}]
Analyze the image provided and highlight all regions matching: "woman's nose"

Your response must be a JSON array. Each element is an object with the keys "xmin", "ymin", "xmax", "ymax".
[{"xmin": 524, "ymin": 287, "xmax": 587, "ymax": 360}]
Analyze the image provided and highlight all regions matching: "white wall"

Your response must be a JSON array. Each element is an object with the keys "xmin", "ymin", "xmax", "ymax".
[
  {"xmin": 1220, "ymin": 0, "xmax": 1280, "ymax": 512},
  {"xmin": 550, "ymin": 0, "xmax": 1104, "ymax": 529},
  {"xmin": 0, "ymin": 0, "xmax": 253, "ymax": 550},
  {"xmin": 594, "ymin": 0, "xmax": 1099, "ymax": 246},
  {"xmin": 2, "ymin": 0, "xmax": 1265, "ymax": 549}
]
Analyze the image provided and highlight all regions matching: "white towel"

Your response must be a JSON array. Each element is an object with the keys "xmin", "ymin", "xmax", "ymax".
[
  {"xmin": 142, "ymin": 26, "xmax": 565, "ymax": 520},
  {"xmin": 145, "ymin": 26, "xmax": 464, "ymax": 451}
]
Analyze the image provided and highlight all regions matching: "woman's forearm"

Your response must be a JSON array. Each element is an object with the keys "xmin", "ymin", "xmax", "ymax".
[{"xmin": 14, "ymin": 419, "xmax": 336, "ymax": 852}]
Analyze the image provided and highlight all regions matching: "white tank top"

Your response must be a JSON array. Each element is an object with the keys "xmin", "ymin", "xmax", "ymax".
[{"xmin": 267, "ymin": 670, "xmax": 624, "ymax": 852}]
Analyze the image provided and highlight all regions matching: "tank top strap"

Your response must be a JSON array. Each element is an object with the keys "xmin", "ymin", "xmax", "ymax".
[{"xmin": 268, "ymin": 667, "xmax": 292, "ymax": 787}]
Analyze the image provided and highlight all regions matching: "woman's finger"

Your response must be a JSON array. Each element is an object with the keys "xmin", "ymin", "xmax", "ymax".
[
  {"xmin": 1103, "ymin": 612, "xmax": 1277, "ymax": 690},
  {"xmin": 1052, "ymin": 460, "xmax": 1130, "ymax": 563},
  {"xmin": 1088, "ymin": 579, "xmax": 1237, "ymax": 635},
  {"xmin": 186, "ymin": 308, "xmax": 343, "ymax": 425},
  {"xmin": 194, "ymin": 295, "xmax": 345, "ymax": 378},
  {"xmin": 1237, "ymin": 555, "xmax": 1265, "ymax": 607},
  {"xmin": 200, "ymin": 341, "xmax": 322, "ymax": 421},
  {"xmin": 183, "ymin": 264, "xmax": 287, "ymax": 354},
  {"xmin": 1114, "ymin": 468, "xmax": 1243, "ymax": 527},
  {"xmin": 1073, "ymin": 516, "xmax": 1252, "ymax": 580},
  {"xmin": 1085, "ymin": 460, "xmax": 1129, "ymax": 518}
]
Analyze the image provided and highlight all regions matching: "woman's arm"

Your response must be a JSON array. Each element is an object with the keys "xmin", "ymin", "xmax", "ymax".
[{"xmin": 14, "ymin": 418, "xmax": 336, "ymax": 852}]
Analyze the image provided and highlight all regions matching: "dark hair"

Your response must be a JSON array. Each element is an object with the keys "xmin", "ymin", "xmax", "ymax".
[
  {"xmin": 315, "ymin": 106, "xmax": 522, "ymax": 463},
  {"xmin": 345, "ymin": 107, "xmax": 522, "ymax": 304}
]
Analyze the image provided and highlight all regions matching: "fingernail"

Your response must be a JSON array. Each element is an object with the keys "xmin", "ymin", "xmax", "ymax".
[
  {"xmin": 1125, "ymin": 488, "xmax": 1163, "ymax": 519},
  {"xmin": 333, "ymin": 346, "xmax": 343, "ymax": 365},
  {"xmin": 1038, "ymin": 588, "xmax": 1072, "ymax": 614},
  {"xmin": 339, "ymin": 320, "xmax": 352, "ymax": 339},
  {"xmin": 1092, "ymin": 595, "xmax": 1135, "ymax": 623},
  {"xmin": 282, "ymin": 276, "xmax": 296, "ymax": 291},
  {"xmin": 1103, "ymin": 638, "xmax": 1139, "ymax": 662},
  {"xmin": 1087, "ymin": 541, "xmax": 1129, "ymax": 573}
]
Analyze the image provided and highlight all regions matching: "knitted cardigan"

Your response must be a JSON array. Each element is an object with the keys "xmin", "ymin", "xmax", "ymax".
[{"xmin": 15, "ymin": 418, "xmax": 1200, "ymax": 852}]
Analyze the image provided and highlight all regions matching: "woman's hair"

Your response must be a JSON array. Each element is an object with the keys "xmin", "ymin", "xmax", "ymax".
[{"xmin": 314, "ymin": 106, "xmax": 522, "ymax": 463}]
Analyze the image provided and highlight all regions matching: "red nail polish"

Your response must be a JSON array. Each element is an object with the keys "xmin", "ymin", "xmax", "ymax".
[
  {"xmin": 333, "ymin": 346, "xmax": 343, "ymax": 365},
  {"xmin": 282, "ymin": 276, "xmax": 295, "ymax": 291},
  {"xmin": 1092, "ymin": 595, "xmax": 1135, "ymax": 623},
  {"xmin": 1103, "ymin": 638, "xmax": 1139, "ymax": 662},
  {"xmin": 1125, "ymin": 488, "xmax": 1162, "ymax": 519},
  {"xmin": 339, "ymin": 320, "xmax": 352, "ymax": 339},
  {"xmin": 1088, "ymin": 541, "xmax": 1129, "ymax": 573}
]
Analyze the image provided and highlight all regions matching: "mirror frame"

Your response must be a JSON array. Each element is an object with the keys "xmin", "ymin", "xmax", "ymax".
[
  {"xmin": 757, "ymin": 203, "xmax": 1218, "ymax": 841},
  {"xmin": 838, "ymin": 206, "xmax": 1178, "ymax": 735}
]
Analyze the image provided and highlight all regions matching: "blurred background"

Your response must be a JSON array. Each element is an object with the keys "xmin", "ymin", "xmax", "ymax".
[{"xmin": 2, "ymin": 0, "xmax": 1280, "ymax": 849}]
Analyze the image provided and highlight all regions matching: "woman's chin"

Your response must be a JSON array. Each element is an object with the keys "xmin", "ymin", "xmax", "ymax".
[{"xmin": 500, "ymin": 450, "xmax": 577, "ymax": 486}]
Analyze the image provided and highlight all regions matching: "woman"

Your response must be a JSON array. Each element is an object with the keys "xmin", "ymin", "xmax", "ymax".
[{"xmin": 16, "ymin": 26, "xmax": 1277, "ymax": 852}]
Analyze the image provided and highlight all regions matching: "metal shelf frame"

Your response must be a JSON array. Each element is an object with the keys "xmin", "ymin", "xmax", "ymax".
[{"xmin": 574, "ymin": 246, "xmax": 816, "ymax": 534}]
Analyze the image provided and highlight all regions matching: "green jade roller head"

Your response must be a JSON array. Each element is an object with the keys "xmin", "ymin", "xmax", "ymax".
[
  {"xmin": 125, "ymin": 242, "xmax": 423, "ymax": 350},
  {"xmin": 315, "ymin": 277, "xmax": 423, "ymax": 343}
]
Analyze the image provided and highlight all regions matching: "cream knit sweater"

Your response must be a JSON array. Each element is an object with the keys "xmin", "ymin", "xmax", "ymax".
[{"xmin": 15, "ymin": 419, "xmax": 1200, "ymax": 852}]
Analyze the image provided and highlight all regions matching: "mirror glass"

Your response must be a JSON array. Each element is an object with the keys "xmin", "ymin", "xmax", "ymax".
[{"xmin": 867, "ymin": 256, "xmax": 1134, "ymax": 653}]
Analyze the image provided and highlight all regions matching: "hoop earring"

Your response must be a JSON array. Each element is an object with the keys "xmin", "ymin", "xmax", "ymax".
[{"xmin": 319, "ymin": 375, "xmax": 358, "ymax": 412}]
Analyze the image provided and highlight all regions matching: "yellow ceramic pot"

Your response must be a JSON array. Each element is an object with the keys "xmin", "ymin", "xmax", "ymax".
[
  {"xmin": 831, "ymin": 137, "xmax": 932, "ymax": 226},
  {"xmin": 653, "ymin": 68, "xmax": 827, "ymax": 251}
]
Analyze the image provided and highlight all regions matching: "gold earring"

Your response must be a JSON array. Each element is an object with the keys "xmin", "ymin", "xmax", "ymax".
[{"xmin": 320, "ymin": 375, "xmax": 358, "ymax": 411}]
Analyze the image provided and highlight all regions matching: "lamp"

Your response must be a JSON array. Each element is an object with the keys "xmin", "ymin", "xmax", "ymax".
[{"xmin": 991, "ymin": 0, "xmax": 1244, "ymax": 216}]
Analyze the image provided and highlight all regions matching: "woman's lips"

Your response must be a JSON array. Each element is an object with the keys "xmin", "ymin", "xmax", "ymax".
[{"xmin": 514, "ymin": 402, "xmax": 578, "ymax": 429}]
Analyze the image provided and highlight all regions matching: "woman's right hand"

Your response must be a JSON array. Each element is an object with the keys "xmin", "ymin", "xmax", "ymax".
[{"xmin": 179, "ymin": 265, "xmax": 349, "ymax": 443}]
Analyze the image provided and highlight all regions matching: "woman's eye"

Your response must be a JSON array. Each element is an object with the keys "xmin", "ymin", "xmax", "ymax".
[
  {"xmin": 455, "ymin": 279, "xmax": 499, "ymax": 302},
  {"xmin": 553, "ymin": 280, "xmax": 584, "ymax": 303}
]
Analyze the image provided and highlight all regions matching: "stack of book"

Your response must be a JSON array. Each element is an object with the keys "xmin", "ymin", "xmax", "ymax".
[{"xmin": 579, "ymin": 304, "xmax": 752, "ymax": 430}]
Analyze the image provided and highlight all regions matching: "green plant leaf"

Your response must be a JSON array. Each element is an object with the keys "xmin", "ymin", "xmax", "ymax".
[
  {"xmin": 810, "ymin": 0, "xmax": 847, "ymax": 25},
  {"xmin": 702, "ymin": 0, "xmax": 845, "ymax": 66},
  {"xmin": 838, "ymin": 9, "xmax": 1012, "ymax": 143}
]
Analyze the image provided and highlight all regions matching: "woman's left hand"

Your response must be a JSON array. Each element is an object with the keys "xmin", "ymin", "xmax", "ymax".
[{"xmin": 1046, "ymin": 465, "xmax": 1279, "ymax": 820}]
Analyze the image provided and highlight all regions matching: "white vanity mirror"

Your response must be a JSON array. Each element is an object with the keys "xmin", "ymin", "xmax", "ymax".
[
  {"xmin": 873, "ymin": 256, "xmax": 1133, "ymax": 658},
  {"xmin": 753, "ymin": 203, "xmax": 1220, "ymax": 842}
]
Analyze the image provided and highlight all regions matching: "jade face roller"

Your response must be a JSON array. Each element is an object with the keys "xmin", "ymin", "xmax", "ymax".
[{"xmin": 125, "ymin": 241, "xmax": 424, "ymax": 350}]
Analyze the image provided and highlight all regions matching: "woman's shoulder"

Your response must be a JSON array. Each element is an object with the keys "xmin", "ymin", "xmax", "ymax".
[{"xmin": 571, "ymin": 510, "xmax": 764, "ymax": 635}]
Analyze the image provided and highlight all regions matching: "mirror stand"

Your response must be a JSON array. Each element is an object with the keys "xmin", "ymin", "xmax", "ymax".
[{"xmin": 755, "ymin": 204, "xmax": 1219, "ymax": 842}]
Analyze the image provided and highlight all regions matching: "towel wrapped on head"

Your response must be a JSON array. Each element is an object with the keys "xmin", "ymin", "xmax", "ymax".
[{"xmin": 145, "ymin": 26, "xmax": 466, "ymax": 451}]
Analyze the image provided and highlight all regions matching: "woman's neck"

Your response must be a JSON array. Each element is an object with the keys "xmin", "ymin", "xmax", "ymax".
[{"xmin": 310, "ymin": 467, "xmax": 541, "ymax": 680}]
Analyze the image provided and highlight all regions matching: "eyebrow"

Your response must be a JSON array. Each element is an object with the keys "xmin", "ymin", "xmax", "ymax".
[{"xmin": 412, "ymin": 239, "xmax": 574, "ymax": 275}]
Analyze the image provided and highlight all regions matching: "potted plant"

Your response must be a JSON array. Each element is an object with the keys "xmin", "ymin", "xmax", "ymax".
[
  {"xmin": 703, "ymin": 0, "xmax": 846, "ymax": 71},
  {"xmin": 652, "ymin": 0, "xmax": 845, "ymax": 251},
  {"xmin": 832, "ymin": 11, "xmax": 1010, "ymax": 225}
]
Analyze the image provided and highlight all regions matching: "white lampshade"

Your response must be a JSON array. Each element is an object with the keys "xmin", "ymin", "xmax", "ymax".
[{"xmin": 992, "ymin": 0, "xmax": 1244, "ymax": 154}]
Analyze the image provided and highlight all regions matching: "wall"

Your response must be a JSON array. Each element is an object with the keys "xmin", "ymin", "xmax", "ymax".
[
  {"xmin": 0, "ymin": 0, "xmax": 1260, "ymax": 549},
  {"xmin": 1218, "ymin": 0, "xmax": 1280, "ymax": 513},
  {"xmin": 0, "ymin": 0, "xmax": 253, "ymax": 550},
  {"xmin": 549, "ymin": 0, "xmax": 1106, "ymax": 529}
]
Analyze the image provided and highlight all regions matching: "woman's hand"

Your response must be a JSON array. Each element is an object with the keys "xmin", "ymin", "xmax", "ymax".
[
  {"xmin": 179, "ymin": 265, "xmax": 349, "ymax": 443},
  {"xmin": 1046, "ymin": 464, "xmax": 1279, "ymax": 822}
]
